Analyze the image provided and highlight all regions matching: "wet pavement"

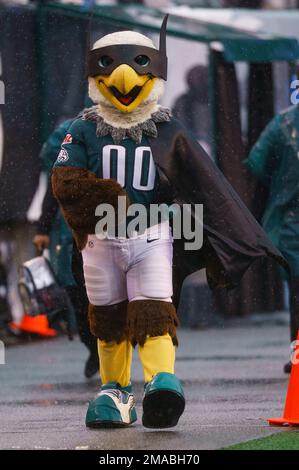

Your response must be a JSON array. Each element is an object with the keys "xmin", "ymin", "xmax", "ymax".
[{"xmin": 0, "ymin": 316, "xmax": 293, "ymax": 450}]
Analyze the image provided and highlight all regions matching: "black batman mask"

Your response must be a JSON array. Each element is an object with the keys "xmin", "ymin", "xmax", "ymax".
[{"xmin": 86, "ymin": 15, "xmax": 168, "ymax": 81}]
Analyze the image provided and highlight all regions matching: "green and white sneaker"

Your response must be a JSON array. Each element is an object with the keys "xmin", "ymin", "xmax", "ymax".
[
  {"xmin": 142, "ymin": 372, "xmax": 185, "ymax": 429},
  {"xmin": 85, "ymin": 382, "xmax": 137, "ymax": 428}
]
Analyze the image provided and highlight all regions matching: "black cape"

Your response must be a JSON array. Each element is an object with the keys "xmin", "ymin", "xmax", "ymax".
[{"xmin": 148, "ymin": 118, "xmax": 288, "ymax": 307}]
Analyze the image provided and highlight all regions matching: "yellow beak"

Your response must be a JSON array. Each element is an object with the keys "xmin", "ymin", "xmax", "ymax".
[{"xmin": 95, "ymin": 64, "xmax": 155, "ymax": 113}]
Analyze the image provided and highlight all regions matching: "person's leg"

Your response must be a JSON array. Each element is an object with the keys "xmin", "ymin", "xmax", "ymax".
[
  {"xmin": 278, "ymin": 224, "xmax": 299, "ymax": 372},
  {"xmin": 126, "ymin": 228, "xmax": 184, "ymax": 428},
  {"xmin": 83, "ymin": 237, "xmax": 131, "ymax": 380},
  {"xmin": 127, "ymin": 232, "xmax": 177, "ymax": 377},
  {"xmin": 66, "ymin": 283, "xmax": 99, "ymax": 378},
  {"xmin": 82, "ymin": 237, "xmax": 136, "ymax": 427},
  {"xmin": 71, "ymin": 243, "xmax": 98, "ymax": 377},
  {"xmin": 289, "ymin": 277, "xmax": 299, "ymax": 342},
  {"xmin": 71, "ymin": 243, "xmax": 92, "ymax": 344},
  {"xmin": 283, "ymin": 277, "xmax": 299, "ymax": 374}
]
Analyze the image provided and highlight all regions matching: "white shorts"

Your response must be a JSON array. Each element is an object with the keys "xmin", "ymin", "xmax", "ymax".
[{"xmin": 82, "ymin": 222, "xmax": 173, "ymax": 306}]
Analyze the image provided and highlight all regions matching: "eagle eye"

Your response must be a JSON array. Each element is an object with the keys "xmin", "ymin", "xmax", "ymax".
[
  {"xmin": 98, "ymin": 56, "xmax": 114, "ymax": 67},
  {"xmin": 135, "ymin": 55, "xmax": 150, "ymax": 67}
]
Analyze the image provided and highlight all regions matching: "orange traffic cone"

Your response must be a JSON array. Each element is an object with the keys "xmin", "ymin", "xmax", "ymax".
[
  {"xmin": 268, "ymin": 331, "xmax": 299, "ymax": 426},
  {"xmin": 10, "ymin": 314, "xmax": 57, "ymax": 338}
]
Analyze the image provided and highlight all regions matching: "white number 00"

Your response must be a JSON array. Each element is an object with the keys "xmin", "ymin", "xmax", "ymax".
[{"xmin": 102, "ymin": 144, "xmax": 156, "ymax": 191}]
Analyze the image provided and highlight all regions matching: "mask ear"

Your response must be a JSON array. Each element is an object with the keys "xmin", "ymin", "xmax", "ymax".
[{"xmin": 159, "ymin": 14, "xmax": 169, "ymax": 58}]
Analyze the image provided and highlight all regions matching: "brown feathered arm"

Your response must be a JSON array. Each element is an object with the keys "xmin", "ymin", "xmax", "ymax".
[{"xmin": 51, "ymin": 166, "xmax": 127, "ymax": 249}]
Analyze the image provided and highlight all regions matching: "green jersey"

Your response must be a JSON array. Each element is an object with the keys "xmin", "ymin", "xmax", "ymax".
[{"xmin": 53, "ymin": 117, "xmax": 159, "ymax": 207}]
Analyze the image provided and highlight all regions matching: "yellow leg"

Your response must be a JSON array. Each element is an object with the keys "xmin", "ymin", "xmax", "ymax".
[
  {"xmin": 97, "ymin": 339, "xmax": 132, "ymax": 388},
  {"xmin": 138, "ymin": 334, "xmax": 176, "ymax": 383}
]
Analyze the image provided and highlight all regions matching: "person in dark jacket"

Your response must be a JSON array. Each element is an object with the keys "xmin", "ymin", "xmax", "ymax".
[
  {"xmin": 33, "ymin": 117, "xmax": 98, "ymax": 379},
  {"xmin": 173, "ymin": 65, "xmax": 211, "ymax": 152},
  {"xmin": 245, "ymin": 105, "xmax": 299, "ymax": 373}
]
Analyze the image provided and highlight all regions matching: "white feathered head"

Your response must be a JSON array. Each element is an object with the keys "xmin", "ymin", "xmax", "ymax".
[{"xmin": 87, "ymin": 17, "xmax": 168, "ymax": 114}]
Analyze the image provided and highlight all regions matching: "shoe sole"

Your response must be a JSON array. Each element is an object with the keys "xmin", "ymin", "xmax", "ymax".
[
  {"xmin": 142, "ymin": 390, "xmax": 185, "ymax": 429},
  {"xmin": 86, "ymin": 418, "xmax": 137, "ymax": 429}
]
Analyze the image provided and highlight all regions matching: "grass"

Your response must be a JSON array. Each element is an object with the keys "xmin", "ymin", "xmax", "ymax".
[{"xmin": 222, "ymin": 430, "xmax": 299, "ymax": 450}]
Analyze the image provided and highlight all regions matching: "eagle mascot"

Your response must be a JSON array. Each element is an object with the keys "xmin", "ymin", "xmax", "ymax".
[{"xmin": 52, "ymin": 16, "xmax": 287, "ymax": 429}]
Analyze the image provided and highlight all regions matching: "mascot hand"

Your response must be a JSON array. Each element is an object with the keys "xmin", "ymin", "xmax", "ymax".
[{"xmin": 51, "ymin": 166, "xmax": 129, "ymax": 237}]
